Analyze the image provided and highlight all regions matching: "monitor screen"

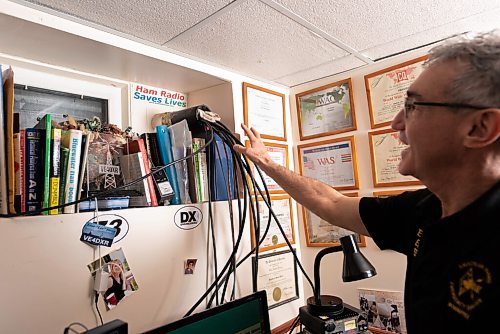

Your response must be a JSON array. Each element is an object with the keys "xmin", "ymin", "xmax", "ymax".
[{"xmin": 143, "ymin": 290, "xmax": 271, "ymax": 334}]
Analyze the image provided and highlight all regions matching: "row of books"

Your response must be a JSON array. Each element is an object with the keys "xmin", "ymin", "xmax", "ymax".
[{"xmin": 0, "ymin": 66, "xmax": 236, "ymax": 215}]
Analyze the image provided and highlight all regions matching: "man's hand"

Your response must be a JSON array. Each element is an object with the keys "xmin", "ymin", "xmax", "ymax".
[{"xmin": 233, "ymin": 124, "xmax": 272, "ymax": 167}]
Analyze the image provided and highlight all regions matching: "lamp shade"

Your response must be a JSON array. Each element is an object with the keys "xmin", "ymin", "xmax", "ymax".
[{"xmin": 340, "ymin": 234, "xmax": 377, "ymax": 282}]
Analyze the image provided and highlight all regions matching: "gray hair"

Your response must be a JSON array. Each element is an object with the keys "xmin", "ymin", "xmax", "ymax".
[{"xmin": 427, "ymin": 30, "xmax": 500, "ymax": 108}]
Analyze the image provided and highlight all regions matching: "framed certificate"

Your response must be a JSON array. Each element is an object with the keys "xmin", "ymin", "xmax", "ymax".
[
  {"xmin": 253, "ymin": 249, "xmax": 299, "ymax": 309},
  {"xmin": 247, "ymin": 141, "xmax": 288, "ymax": 194},
  {"xmin": 243, "ymin": 82, "xmax": 286, "ymax": 141},
  {"xmin": 298, "ymin": 136, "xmax": 359, "ymax": 191},
  {"xmin": 365, "ymin": 55, "xmax": 428, "ymax": 128},
  {"xmin": 302, "ymin": 206, "xmax": 366, "ymax": 247},
  {"xmin": 296, "ymin": 78, "xmax": 356, "ymax": 140},
  {"xmin": 250, "ymin": 195, "xmax": 295, "ymax": 252},
  {"xmin": 368, "ymin": 129, "xmax": 421, "ymax": 187}
]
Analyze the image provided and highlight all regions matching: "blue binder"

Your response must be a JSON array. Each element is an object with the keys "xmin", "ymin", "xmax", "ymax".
[
  {"xmin": 210, "ymin": 133, "xmax": 234, "ymax": 201},
  {"xmin": 156, "ymin": 125, "xmax": 181, "ymax": 205}
]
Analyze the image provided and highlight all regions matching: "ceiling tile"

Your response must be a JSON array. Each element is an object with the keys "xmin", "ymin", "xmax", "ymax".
[
  {"xmin": 273, "ymin": 0, "xmax": 500, "ymax": 51},
  {"xmin": 274, "ymin": 55, "xmax": 366, "ymax": 87},
  {"xmin": 24, "ymin": 0, "xmax": 233, "ymax": 44},
  {"xmin": 362, "ymin": 7, "xmax": 500, "ymax": 59},
  {"xmin": 165, "ymin": 0, "xmax": 348, "ymax": 80}
]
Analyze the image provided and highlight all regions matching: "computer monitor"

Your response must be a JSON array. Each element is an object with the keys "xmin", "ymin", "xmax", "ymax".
[
  {"xmin": 84, "ymin": 319, "xmax": 128, "ymax": 334},
  {"xmin": 143, "ymin": 290, "xmax": 271, "ymax": 334}
]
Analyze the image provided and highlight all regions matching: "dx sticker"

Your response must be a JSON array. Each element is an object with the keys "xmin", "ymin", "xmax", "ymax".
[{"xmin": 174, "ymin": 206, "xmax": 203, "ymax": 230}]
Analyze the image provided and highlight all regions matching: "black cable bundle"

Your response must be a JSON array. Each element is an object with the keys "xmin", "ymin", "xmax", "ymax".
[{"xmin": 184, "ymin": 118, "xmax": 315, "ymax": 317}]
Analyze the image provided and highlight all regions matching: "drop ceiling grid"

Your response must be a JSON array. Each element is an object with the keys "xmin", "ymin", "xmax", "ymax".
[
  {"xmin": 275, "ymin": 55, "xmax": 366, "ymax": 87},
  {"xmin": 165, "ymin": 0, "xmax": 349, "ymax": 80},
  {"xmin": 362, "ymin": 7, "xmax": 500, "ymax": 59},
  {"xmin": 272, "ymin": 0, "xmax": 500, "ymax": 51},
  {"xmin": 25, "ymin": 0, "xmax": 233, "ymax": 44}
]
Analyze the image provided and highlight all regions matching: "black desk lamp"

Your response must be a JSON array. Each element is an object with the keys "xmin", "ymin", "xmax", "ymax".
[{"xmin": 307, "ymin": 234, "xmax": 377, "ymax": 316}]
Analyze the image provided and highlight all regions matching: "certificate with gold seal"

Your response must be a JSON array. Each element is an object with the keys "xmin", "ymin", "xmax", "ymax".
[
  {"xmin": 250, "ymin": 196, "xmax": 295, "ymax": 252},
  {"xmin": 253, "ymin": 250, "xmax": 299, "ymax": 309}
]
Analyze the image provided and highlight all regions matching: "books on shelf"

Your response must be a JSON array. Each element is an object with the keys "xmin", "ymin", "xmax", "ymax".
[
  {"xmin": 75, "ymin": 132, "xmax": 91, "ymax": 213},
  {"xmin": 192, "ymin": 137, "xmax": 209, "ymax": 203},
  {"xmin": 3, "ymin": 66, "xmax": 16, "ymax": 214},
  {"xmin": 61, "ymin": 129, "xmax": 83, "ymax": 214},
  {"xmin": 210, "ymin": 133, "xmax": 235, "ymax": 201},
  {"xmin": 122, "ymin": 138, "xmax": 158, "ymax": 206},
  {"xmin": 156, "ymin": 125, "xmax": 181, "ymax": 205},
  {"xmin": 25, "ymin": 128, "xmax": 44, "ymax": 213},
  {"xmin": 120, "ymin": 152, "xmax": 151, "ymax": 207},
  {"xmin": 0, "ymin": 65, "xmax": 7, "ymax": 214},
  {"xmin": 34, "ymin": 114, "xmax": 53, "ymax": 214},
  {"xmin": 58, "ymin": 147, "xmax": 69, "ymax": 214},
  {"xmin": 49, "ymin": 128, "xmax": 62, "ymax": 215}
]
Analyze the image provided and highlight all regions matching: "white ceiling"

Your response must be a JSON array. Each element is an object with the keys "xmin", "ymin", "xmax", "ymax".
[{"xmin": 14, "ymin": 0, "xmax": 500, "ymax": 87}]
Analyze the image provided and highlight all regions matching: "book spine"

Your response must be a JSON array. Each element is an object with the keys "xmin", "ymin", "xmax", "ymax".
[
  {"xmin": 58, "ymin": 147, "xmax": 69, "ymax": 214},
  {"xmin": 63, "ymin": 130, "xmax": 83, "ymax": 214},
  {"xmin": 0, "ymin": 66, "xmax": 6, "ymax": 215},
  {"xmin": 76, "ymin": 132, "xmax": 90, "ymax": 213},
  {"xmin": 49, "ymin": 128, "xmax": 62, "ymax": 215},
  {"xmin": 136, "ymin": 152, "xmax": 152, "ymax": 206},
  {"xmin": 193, "ymin": 138, "xmax": 208, "ymax": 202},
  {"xmin": 14, "ymin": 130, "xmax": 21, "ymax": 212},
  {"xmin": 155, "ymin": 125, "xmax": 181, "ymax": 205},
  {"xmin": 25, "ymin": 128, "xmax": 43, "ymax": 213},
  {"xmin": 19, "ymin": 129, "xmax": 26, "ymax": 213},
  {"xmin": 4, "ymin": 67, "xmax": 16, "ymax": 214},
  {"xmin": 42, "ymin": 115, "xmax": 52, "ymax": 214},
  {"xmin": 137, "ymin": 138, "xmax": 158, "ymax": 206}
]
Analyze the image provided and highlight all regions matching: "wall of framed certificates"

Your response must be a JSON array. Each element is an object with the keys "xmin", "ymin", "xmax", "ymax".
[{"xmin": 288, "ymin": 49, "xmax": 430, "ymax": 308}]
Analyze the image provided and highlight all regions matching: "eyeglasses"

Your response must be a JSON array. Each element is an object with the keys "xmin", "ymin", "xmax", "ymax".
[{"xmin": 404, "ymin": 99, "xmax": 492, "ymax": 117}]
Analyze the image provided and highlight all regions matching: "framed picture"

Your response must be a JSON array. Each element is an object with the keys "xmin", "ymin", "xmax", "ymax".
[
  {"xmin": 296, "ymin": 78, "xmax": 356, "ymax": 140},
  {"xmin": 301, "ymin": 206, "xmax": 366, "ymax": 247},
  {"xmin": 243, "ymin": 82, "xmax": 286, "ymax": 141},
  {"xmin": 365, "ymin": 55, "xmax": 428, "ymax": 128},
  {"xmin": 358, "ymin": 288, "xmax": 407, "ymax": 334},
  {"xmin": 368, "ymin": 129, "xmax": 421, "ymax": 187},
  {"xmin": 253, "ymin": 249, "xmax": 299, "ymax": 309},
  {"xmin": 298, "ymin": 136, "xmax": 359, "ymax": 191},
  {"xmin": 246, "ymin": 141, "xmax": 288, "ymax": 194},
  {"xmin": 250, "ymin": 195, "xmax": 295, "ymax": 252}
]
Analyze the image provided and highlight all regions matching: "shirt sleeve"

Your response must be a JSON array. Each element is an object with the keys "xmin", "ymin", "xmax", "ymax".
[{"xmin": 359, "ymin": 190, "xmax": 431, "ymax": 255}]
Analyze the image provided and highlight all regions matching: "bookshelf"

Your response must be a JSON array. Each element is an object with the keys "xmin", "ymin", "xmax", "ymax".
[{"xmin": 0, "ymin": 2, "xmax": 300, "ymax": 333}]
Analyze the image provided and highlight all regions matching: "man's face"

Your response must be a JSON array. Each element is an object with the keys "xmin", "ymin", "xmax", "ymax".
[{"xmin": 391, "ymin": 60, "xmax": 467, "ymax": 182}]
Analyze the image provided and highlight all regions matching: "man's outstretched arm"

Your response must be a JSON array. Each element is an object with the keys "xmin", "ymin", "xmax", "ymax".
[{"xmin": 233, "ymin": 124, "xmax": 369, "ymax": 237}]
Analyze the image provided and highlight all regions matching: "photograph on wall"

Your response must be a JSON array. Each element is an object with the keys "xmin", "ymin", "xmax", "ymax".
[
  {"xmin": 358, "ymin": 289, "xmax": 406, "ymax": 334},
  {"xmin": 298, "ymin": 136, "xmax": 359, "ymax": 191},
  {"xmin": 250, "ymin": 195, "xmax": 295, "ymax": 252},
  {"xmin": 368, "ymin": 129, "xmax": 421, "ymax": 187},
  {"xmin": 295, "ymin": 78, "xmax": 356, "ymax": 140},
  {"xmin": 88, "ymin": 248, "xmax": 139, "ymax": 310},
  {"xmin": 243, "ymin": 82, "xmax": 286, "ymax": 141},
  {"xmin": 247, "ymin": 141, "xmax": 288, "ymax": 194},
  {"xmin": 365, "ymin": 56, "xmax": 427, "ymax": 128},
  {"xmin": 302, "ymin": 207, "xmax": 365, "ymax": 247},
  {"xmin": 253, "ymin": 249, "xmax": 299, "ymax": 309}
]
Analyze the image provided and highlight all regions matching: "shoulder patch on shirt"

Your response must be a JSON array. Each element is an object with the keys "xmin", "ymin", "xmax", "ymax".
[{"xmin": 448, "ymin": 261, "xmax": 492, "ymax": 319}]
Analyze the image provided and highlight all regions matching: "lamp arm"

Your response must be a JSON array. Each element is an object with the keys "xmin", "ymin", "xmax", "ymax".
[{"xmin": 314, "ymin": 245, "xmax": 343, "ymax": 305}]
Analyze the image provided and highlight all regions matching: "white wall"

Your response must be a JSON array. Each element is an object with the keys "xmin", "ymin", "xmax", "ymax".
[{"xmin": 289, "ymin": 49, "xmax": 430, "ymax": 308}]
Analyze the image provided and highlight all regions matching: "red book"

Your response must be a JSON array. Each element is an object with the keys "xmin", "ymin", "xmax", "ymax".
[{"xmin": 122, "ymin": 139, "xmax": 158, "ymax": 206}]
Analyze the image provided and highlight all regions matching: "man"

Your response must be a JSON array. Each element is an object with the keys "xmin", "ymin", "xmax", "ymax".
[{"xmin": 234, "ymin": 31, "xmax": 500, "ymax": 333}]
